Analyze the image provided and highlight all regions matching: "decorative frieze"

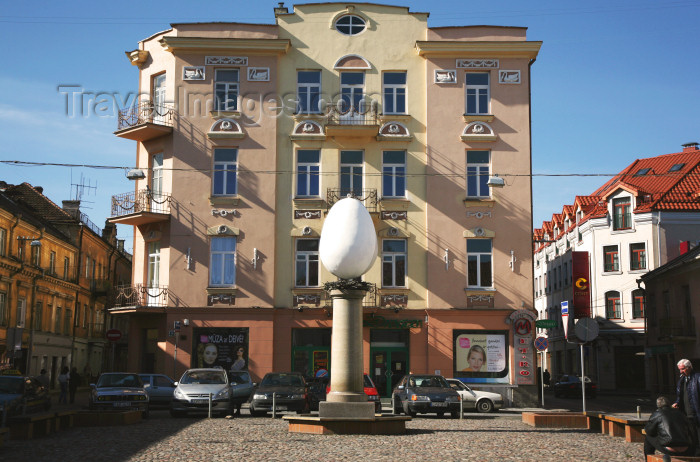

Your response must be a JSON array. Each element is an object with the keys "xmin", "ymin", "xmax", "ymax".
[
  {"xmin": 456, "ymin": 59, "xmax": 499, "ymax": 69},
  {"xmin": 499, "ymin": 70, "xmax": 520, "ymax": 84},
  {"xmin": 293, "ymin": 294, "xmax": 322, "ymax": 307},
  {"xmin": 381, "ymin": 211, "xmax": 407, "ymax": 221},
  {"xmin": 205, "ymin": 56, "xmax": 248, "ymax": 65},
  {"xmin": 211, "ymin": 208, "xmax": 237, "ymax": 217},
  {"xmin": 207, "ymin": 293, "xmax": 236, "ymax": 306},
  {"xmin": 466, "ymin": 211, "xmax": 492, "ymax": 219},
  {"xmin": 380, "ymin": 294, "xmax": 408, "ymax": 306},
  {"xmin": 434, "ymin": 69, "xmax": 457, "ymax": 84},
  {"xmin": 294, "ymin": 210, "xmax": 322, "ymax": 220},
  {"xmin": 247, "ymin": 67, "xmax": 270, "ymax": 81},
  {"xmin": 183, "ymin": 66, "xmax": 205, "ymax": 80}
]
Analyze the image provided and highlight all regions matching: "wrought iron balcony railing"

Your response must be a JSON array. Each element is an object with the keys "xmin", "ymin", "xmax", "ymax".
[
  {"xmin": 325, "ymin": 103, "xmax": 377, "ymax": 126},
  {"xmin": 111, "ymin": 189, "xmax": 171, "ymax": 218},
  {"xmin": 326, "ymin": 188, "xmax": 378, "ymax": 212},
  {"xmin": 113, "ymin": 284, "xmax": 169, "ymax": 308},
  {"xmin": 118, "ymin": 102, "xmax": 173, "ymax": 130}
]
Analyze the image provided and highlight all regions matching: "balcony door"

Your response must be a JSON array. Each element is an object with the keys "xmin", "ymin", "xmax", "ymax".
[
  {"xmin": 340, "ymin": 150, "xmax": 363, "ymax": 197},
  {"xmin": 152, "ymin": 74, "xmax": 166, "ymax": 124},
  {"xmin": 340, "ymin": 72, "xmax": 364, "ymax": 122},
  {"xmin": 147, "ymin": 241, "xmax": 161, "ymax": 306},
  {"xmin": 150, "ymin": 153, "xmax": 164, "ymax": 212}
]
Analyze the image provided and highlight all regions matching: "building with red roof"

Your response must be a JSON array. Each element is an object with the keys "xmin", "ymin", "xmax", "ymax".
[{"xmin": 533, "ymin": 142, "xmax": 700, "ymax": 391}]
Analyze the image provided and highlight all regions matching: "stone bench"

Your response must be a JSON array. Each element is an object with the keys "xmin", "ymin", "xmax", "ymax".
[
  {"xmin": 601, "ymin": 414, "xmax": 648, "ymax": 443},
  {"xmin": 8, "ymin": 413, "xmax": 55, "ymax": 440},
  {"xmin": 585, "ymin": 411, "xmax": 607, "ymax": 433},
  {"xmin": 522, "ymin": 412, "xmax": 589, "ymax": 428},
  {"xmin": 54, "ymin": 410, "xmax": 77, "ymax": 432}
]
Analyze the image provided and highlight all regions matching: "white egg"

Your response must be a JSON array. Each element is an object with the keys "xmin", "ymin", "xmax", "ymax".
[{"xmin": 319, "ymin": 198, "xmax": 378, "ymax": 279}]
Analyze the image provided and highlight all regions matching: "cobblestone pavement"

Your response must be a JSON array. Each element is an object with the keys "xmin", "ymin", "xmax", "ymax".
[{"xmin": 1, "ymin": 411, "xmax": 643, "ymax": 462}]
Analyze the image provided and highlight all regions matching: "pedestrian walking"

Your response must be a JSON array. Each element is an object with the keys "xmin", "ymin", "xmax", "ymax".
[
  {"xmin": 543, "ymin": 369, "xmax": 551, "ymax": 387},
  {"xmin": 645, "ymin": 396, "xmax": 694, "ymax": 461},
  {"xmin": 673, "ymin": 358, "xmax": 700, "ymax": 455},
  {"xmin": 37, "ymin": 369, "xmax": 50, "ymax": 389},
  {"xmin": 58, "ymin": 366, "xmax": 70, "ymax": 404},
  {"xmin": 69, "ymin": 367, "xmax": 81, "ymax": 404}
]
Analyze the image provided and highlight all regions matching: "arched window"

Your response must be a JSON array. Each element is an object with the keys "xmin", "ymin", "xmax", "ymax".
[
  {"xmin": 632, "ymin": 289, "xmax": 645, "ymax": 319},
  {"xmin": 335, "ymin": 15, "xmax": 366, "ymax": 35},
  {"xmin": 605, "ymin": 291, "xmax": 621, "ymax": 319}
]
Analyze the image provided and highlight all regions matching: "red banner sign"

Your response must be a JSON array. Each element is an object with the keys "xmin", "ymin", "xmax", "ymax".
[{"xmin": 571, "ymin": 251, "xmax": 591, "ymax": 318}]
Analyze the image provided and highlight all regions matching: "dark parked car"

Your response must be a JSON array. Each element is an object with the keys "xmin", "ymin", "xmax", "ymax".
[
  {"xmin": 552, "ymin": 375, "xmax": 597, "ymax": 398},
  {"xmin": 392, "ymin": 374, "xmax": 461, "ymax": 418},
  {"xmin": 0, "ymin": 373, "xmax": 51, "ymax": 417},
  {"xmin": 89, "ymin": 372, "xmax": 149, "ymax": 417},
  {"xmin": 249, "ymin": 372, "xmax": 309, "ymax": 416},
  {"xmin": 139, "ymin": 373, "xmax": 176, "ymax": 406},
  {"xmin": 322, "ymin": 374, "xmax": 382, "ymax": 412}
]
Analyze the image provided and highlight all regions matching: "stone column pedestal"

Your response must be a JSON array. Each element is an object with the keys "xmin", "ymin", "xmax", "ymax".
[{"xmin": 319, "ymin": 289, "xmax": 375, "ymax": 419}]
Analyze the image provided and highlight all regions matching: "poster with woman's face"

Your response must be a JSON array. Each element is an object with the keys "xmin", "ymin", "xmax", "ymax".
[
  {"xmin": 193, "ymin": 327, "xmax": 249, "ymax": 371},
  {"xmin": 453, "ymin": 330, "xmax": 509, "ymax": 383}
]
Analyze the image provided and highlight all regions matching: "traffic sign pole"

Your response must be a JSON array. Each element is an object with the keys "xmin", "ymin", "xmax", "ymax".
[
  {"xmin": 540, "ymin": 351, "xmax": 545, "ymax": 407},
  {"xmin": 580, "ymin": 344, "xmax": 586, "ymax": 413}
]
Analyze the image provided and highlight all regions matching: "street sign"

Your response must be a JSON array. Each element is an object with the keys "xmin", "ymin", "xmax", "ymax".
[
  {"xmin": 106, "ymin": 329, "xmax": 122, "ymax": 342},
  {"xmin": 534, "ymin": 336, "xmax": 548, "ymax": 351},
  {"xmin": 535, "ymin": 320, "xmax": 557, "ymax": 329},
  {"xmin": 574, "ymin": 317, "xmax": 599, "ymax": 343},
  {"xmin": 561, "ymin": 301, "xmax": 570, "ymax": 339}
]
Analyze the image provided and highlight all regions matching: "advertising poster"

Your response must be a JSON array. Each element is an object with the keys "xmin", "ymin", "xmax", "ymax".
[
  {"xmin": 453, "ymin": 330, "xmax": 509, "ymax": 383},
  {"xmin": 572, "ymin": 251, "xmax": 591, "ymax": 318},
  {"xmin": 192, "ymin": 327, "xmax": 249, "ymax": 371}
]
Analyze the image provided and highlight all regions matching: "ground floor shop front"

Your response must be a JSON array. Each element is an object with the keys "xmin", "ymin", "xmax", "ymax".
[{"xmin": 118, "ymin": 307, "xmax": 539, "ymax": 407}]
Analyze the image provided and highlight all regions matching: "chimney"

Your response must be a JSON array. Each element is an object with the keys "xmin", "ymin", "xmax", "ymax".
[
  {"xmin": 34, "ymin": 186, "xmax": 44, "ymax": 194},
  {"xmin": 102, "ymin": 221, "xmax": 117, "ymax": 243},
  {"xmin": 62, "ymin": 200, "xmax": 81, "ymax": 219},
  {"xmin": 117, "ymin": 239, "xmax": 125, "ymax": 252},
  {"xmin": 682, "ymin": 142, "xmax": 699, "ymax": 152},
  {"xmin": 274, "ymin": 2, "xmax": 288, "ymax": 14}
]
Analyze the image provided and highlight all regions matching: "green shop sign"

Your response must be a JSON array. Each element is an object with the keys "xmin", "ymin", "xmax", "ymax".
[{"xmin": 363, "ymin": 315, "xmax": 422, "ymax": 329}]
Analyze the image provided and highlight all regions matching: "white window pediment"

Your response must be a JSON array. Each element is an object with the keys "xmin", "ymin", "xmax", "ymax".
[{"xmin": 333, "ymin": 54, "xmax": 371, "ymax": 70}]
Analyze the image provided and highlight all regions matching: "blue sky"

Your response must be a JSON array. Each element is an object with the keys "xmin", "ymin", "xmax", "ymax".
[{"xmin": 2, "ymin": 1, "xmax": 699, "ymax": 250}]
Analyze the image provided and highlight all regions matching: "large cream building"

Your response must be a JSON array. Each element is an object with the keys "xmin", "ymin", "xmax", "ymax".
[{"xmin": 110, "ymin": 3, "xmax": 541, "ymax": 406}]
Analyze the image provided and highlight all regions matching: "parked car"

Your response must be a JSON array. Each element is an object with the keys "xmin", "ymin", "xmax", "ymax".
[
  {"xmin": 249, "ymin": 372, "xmax": 309, "ymax": 416},
  {"xmin": 0, "ymin": 373, "xmax": 51, "ymax": 417},
  {"xmin": 322, "ymin": 374, "xmax": 382, "ymax": 412},
  {"xmin": 89, "ymin": 372, "xmax": 149, "ymax": 417},
  {"xmin": 139, "ymin": 373, "xmax": 176, "ymax": 406},
  {"xmin": 445, "ymin": 378, "xmax": 503, "ymax": 413},
  {"xmin": 392, "ymin": 374, "xmax": 461, "ymax": 418},
  {"xmin": 307, "ymin": 376, "xmax": 329, "ymax": 412},
  {"xmin": 552, "ymin": 375, "xmax": 597, "ymax": 398},
  {"xmin": 228, "ymin": 370, "xmax": 255, "ymax": 415},
  {"xmin": 170, "ymin": 368, "xmax": 232, "ymax": 417}
]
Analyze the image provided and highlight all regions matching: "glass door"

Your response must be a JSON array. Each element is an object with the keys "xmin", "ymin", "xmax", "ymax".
[
  {"xmin": 150, "ymin": 153, "xmax": 163, "ymax": 212},
  {"xmin": 370, "ymin": 348, "xmax": 408, "ymax": 398},
  {"xmin": 152, "ymin": 74, "xmax": 166, "ymax": 124},
  {"xmin": 340, "ymin": 72, "xmax": 364, "ymax": 123},
  {"xmin": 146, "ymin": 241, "xmax": 161, "ymax": 306}
]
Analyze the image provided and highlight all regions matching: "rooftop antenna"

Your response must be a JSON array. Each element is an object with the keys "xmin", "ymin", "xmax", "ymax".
[{"xmin": 70, "ymin": 170, "xmax": 97, "ymax": 209}]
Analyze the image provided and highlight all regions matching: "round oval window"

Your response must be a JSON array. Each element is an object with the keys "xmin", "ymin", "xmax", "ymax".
[{"xmin": 335, "ymin": 15, "xmax": 366, "ymax": 35}]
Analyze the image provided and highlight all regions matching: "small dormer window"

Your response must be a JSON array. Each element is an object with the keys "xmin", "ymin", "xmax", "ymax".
[
  {"xmin": 335, "ymin": 15, "xmax": 366, "ymax": 35},
  {"xmin": 669, "ymin": 163, "xmax": 685, "ymax": 172},
  {"xmin": 612, "ymin": 197, "xmax": 632, "ymax": 230},
  {"xmin": 634, "ymin": 168, "xmax": 651, "ymax": 176}
]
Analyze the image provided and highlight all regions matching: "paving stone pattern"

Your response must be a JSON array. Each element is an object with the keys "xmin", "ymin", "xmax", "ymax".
[{"xmin": 1, "ymin": 413, "xmax": 642, "ymax": 462}]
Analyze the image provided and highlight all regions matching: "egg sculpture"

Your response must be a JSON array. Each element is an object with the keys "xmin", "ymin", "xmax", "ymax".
[{"xmin": 319, "ymin": 198, "xmax": 378, "ymax": 279}]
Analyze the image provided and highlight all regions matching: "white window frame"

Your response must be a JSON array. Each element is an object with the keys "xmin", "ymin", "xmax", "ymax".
[
  {"xmin": 214, "ymin": 69, "xmax": 239, "ymax": 111},
  {"xmin": 382, "ymin": 239, "xmax": 407, "ymax": 288},
  {"xmin": 296, "ymin": 150, "xmax": 320, "ymax": 197},
  {"xmin": 340, "ymin": 72, "xmax": 365, "ymax": 116},
  {"xmin": 467, "ymin": 238, "xmax": 493, "ymax": 289},
  {"xmin": 382, "ymin": 72, "xmax": 407, "ymax": 115},
  {"xmin": 63, "ymin": 256, "xmax": 70, "ymax": 280},
  {"xmin": 340, "ymin": 150, "xmax": 363, "ymax": 196},
  {"xmin": 465, "ymin": 72, "xmax": 490, "ymax": 115},
  {"xmin": 209, "ymin": 237, "xmax": 236, "ymax": 287},
  {"xmin": 147, "ymin": 242, "xmax": 160, "ymax": 289},
  {"xmin": 54, "ymin": 306, "xmax": 61, "ymax": 333},
  {"xmin": 0, "ymin": 227, "xmax": 6, "ymax": 256},
  {"xmin": 152, "ymin": 73, "xmax": 167, "ymax": 123},
  {"xmin": 297, "ymin": 70, "xmax": 321, "ymax": 114},
  {"xmin": 382, "ymin": 151, "xmax": 406, "ymax": 198},
  {"xmin": 295, "ymin": 239, "xmax": 320, "ymax": 287},
  {"xmin": 466, "ymin": 150, "xmax": 490, "ymax": 198},
  {"xmin": 334, "ymin": 14, "xmax": 366, "ymax": 36},
  {"xmin": 605, "ymin": 291, "xmax": 622, "ymax": 319},
  {"xmin": 212, "ymin": 148, "xmax": 238, "ymax": 196},
  {"xmin": 603, "ymin": 245, "xmax": 620, "ymax": 273}
]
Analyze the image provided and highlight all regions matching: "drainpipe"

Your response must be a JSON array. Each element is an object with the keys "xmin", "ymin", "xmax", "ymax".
[
  {"xmin": 528, "ymin": 57, "xmax": 537, "ymax": 308},
  {"xmin": 25, "ymin": 227, "xmax": 45, "ymax": 376},
  {"xmin": 655, "ymin": 211, "xmax": 662, "ymax": 269},
  {"xmin": 69, "ymin": 224, "xmax": 85, "ymax": 372}
]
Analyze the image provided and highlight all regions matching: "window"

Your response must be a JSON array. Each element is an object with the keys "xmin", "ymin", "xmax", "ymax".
[
  {"xmin": 382, "ymin": 151, "xmax": 406, "ymax": 198},
  {"xmin": 603, "ymin": 245, "xmax": 619, "ymax": 272},
  {"xmin": 340, "ymin": 150, "xmax": 363, "ymax": 196},
  {"xmin": 210, "ymin": 237, "xmax": 236, "ymax": 286},
  {"xmin": 214, "ymin": 69, "xmax": 239, "ymax": 111},
  {"xmin": 295, "ymin": 239, "xmax": 319, "ymax": 287},
  {"xmin": 54, "ymin": 306, "xmax": 62, "ymax": 333},
  {"xmin": 213, "ymin": 148, "xmax": 238, "ymax": 196},
  {"xmin": 632, "ymin": 289, "xmax": 645, "ymax": 319},
  {"xmin": 340, "ymin": 72, "xmax": 365, "ymax": 114},
  {"xmin": 383, "ymin": 72, "xmax": 406, "ymax": 114},
  {"xmin": 466, "ymin": 151, "xmax": 490, "ymax": 198},
  {"xmin": 152, "ymin": 73, "xmax": 167, "ymax": 123},
  {"xmin": 63, "ymin": 257, "xmax": 70, "ymax": 280},
  {"xmin": 34, "ymin": 302, "xmax": 42, "ymax": 331},
  {"xmin": 382, "ymin": 239, "xmax": 406, "ymax": 287},
  {"xmin": 334, "ymin": 15, "xmax": 366, "ymax": 35},
  {"xmin": 612, "ymin": 197, "xmax": 632, "ymax": 230},
  {"xmin": 0, "ymin": 292, "xmax": 6, "ymax": 326},
  {"xmin": 605, "ymin": 291, "xmax": 621, "ymax": 319},
  {"xmin": 31, "ymin": 244, "xmax": 40, "ymax": 267},
  {"xmin": 296, "ymin": 150, "xmax": 320, "ymax": 197},
  {"xmin": 466, "ymin": 73, "xmax": 490, "ymax": 115},
  {"xmin": 83, "ymin": 304, "xmax": 88, "ymax": 328},
  {"xmin": 17, "ymin": 298, "xmax": 26, "ymax": 328},
  {"xmin": 630, "ymin": 243, "xmax": 646, "ymax": 270},
  {"xmin": 147, "ymin": 241, "xmax": 160, "ymax": 289},
  {"xmin": 669, "ymin": 163, "xmax": 685, "ymax": 172},
  {"xmin": 297, "ymin": 71, "xmax": 321, "ymax": 114},
  {"xmin": 634, "ymin": 168, "xmax": 651, "ymax": 176},
  {"xmin": 64, "ymin": 309, "xmax": 71, "ymax": 335},
  {"xmin": 85, "ymin": 256, "xmax": 91, "ymax": 278},
  {"xmin": 49, "ymin": 251, "xmax": 56, "ymax": 275},
  {"xmin": 0, "ymin": 227, "xmax": 6, "ymax": 256},
  {"xmin": 467, "ymin": 239, "xmax": 492, "ymax": 288}
]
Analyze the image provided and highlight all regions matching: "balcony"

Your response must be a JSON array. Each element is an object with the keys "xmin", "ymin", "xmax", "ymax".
[
  {"xmin": 90, "ymin": 322, "xmax": 105, "ymax": 340},
  {"xmin": 115, "ymin": 102, "xmax": 173, "ymax": 141},
  {"xmin": 326, "ymin": 188, "xmax": 378, "ymax": 213},
  {"xmin": 111, "ymin": 284, "xmax": 169, "ymax": 310},
  {"xmin": 324, "ymin": 104, "xmax": 378, "ymax": 137},
  {"xmin": 109, "ymin": 189, "xmax": 171, "ymax": 226}
]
